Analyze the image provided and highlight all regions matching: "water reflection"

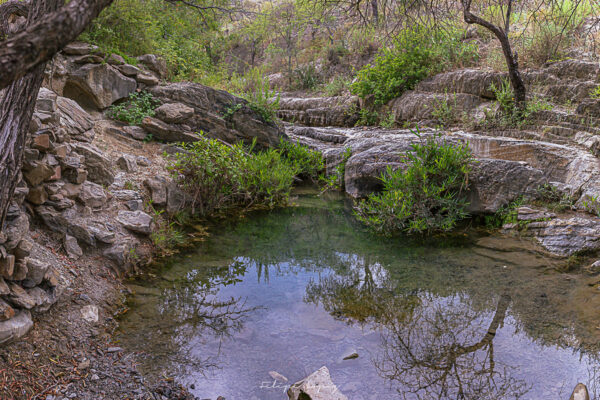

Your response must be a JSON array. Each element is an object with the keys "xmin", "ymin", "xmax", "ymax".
[{"xmin": 118, "ymin": 192, "xmax": 600, "ymax": 399}]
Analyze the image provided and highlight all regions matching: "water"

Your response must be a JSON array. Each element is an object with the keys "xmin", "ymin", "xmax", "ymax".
[{"xmin": 118, "ymin": 191, "xmax": 600, "ymax": 399}]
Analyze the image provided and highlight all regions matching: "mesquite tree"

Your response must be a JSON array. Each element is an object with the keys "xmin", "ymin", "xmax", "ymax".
[
  {"xmin": 460, "ymin": 0, "xmax": 526, "ymax": 109},
  {"xmin": 0, "ymin": 0, "xmax": 114, "ymax": 230}
]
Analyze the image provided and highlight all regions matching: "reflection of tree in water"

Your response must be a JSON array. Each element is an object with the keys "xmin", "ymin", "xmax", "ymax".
[{"xmin": 376, "ymin": 294, "xmax": 530, "ymax": 399}]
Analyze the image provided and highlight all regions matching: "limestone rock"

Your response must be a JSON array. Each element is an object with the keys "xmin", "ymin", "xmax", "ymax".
[
  {"xmin": 63, "ymin": 42, "xmax": 98, "ymax": 55},
  {"xmin": 23, "ymin": 259, "xmax": 49, "ymax": 288},
  {"xmin": 155, "ymin": 103, "xmax": 194, "ymax": 124},
  {"xmin": 149, "ymin": 82, "xmax": 285, "ymax": 147},
  {"xmin": 116, "ymin": 210, "xmax": 153, "ymax": 235},
  {"xmin": 27, "ymin": 287, "xmax": 57, "ymax": 313},
  {"xmin": 137, "ymin": 54, "xmax": 168, "ymax": 78},
  {"xmin": 0, "ymin": 310, "xmax": 33, "ymax": 345},
  {"xmin": 122, "ymin": 125, "xmax": 148, "ymax": 141},
  {"xmin": 106, "ymin": 53, "xmax": 125, "ymax": 65},
  {"xmin": 64, "ymin": 234, "xmax": 83, "ymax": 260},
  {"xmin": 389, "ymin": 91, "xmax": 483, "ymax": 123},
  {"xmin": 136, "ymin": 73, "xmax": 159, "ymax": 86},
  {"xmin": 0, "ymin": 299, "xmax": 15, "ymax": 321},
  {"xmin": 56, "ymin": 96, "xmax": 94, "ymax": 137},
  {"xmin": 117, "ymin": 154, "xmax": 138, "ymax": 172},
  {"xmin": 144, "ymin": 177, "xmax": 167, "ymax": 206},
  {"xmin": 141, "ymin": 117, "xmax": 199, "ymax": 143},
  {"xmin": 277, "ymin": 96, "xmax": 360, "ymax": 127},
  {"xmin": 116, "ymin": 64, "xmax": 141, "ymax": 77},
  {"xmin": 72, "ymin": 143, "xmax": 115, "ymax": 186},
  {"xmin": 78, "ymin": 181, "xmax": 107, "ymax": 208},
  {"xmin": 64, "ymin": 63, "xmax": 137, "ymax": 109},
  {"xmin": 7, "ymin": 283, "xmax": 36, "ymax": 309},
  {"xmin": 287, "ymin": 366, "xmax": 347, "ymax": 400}
]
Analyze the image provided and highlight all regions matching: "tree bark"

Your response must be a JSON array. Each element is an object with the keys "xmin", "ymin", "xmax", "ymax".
[
  {"xmin": 0, "ymin": 0, "xmax": 113, "ymax": 227},
  {"xmin": 461, "ymin": 0, "xmax": 526, "ymax": 109},
  {"xmin": 370, "ymin": 0, "xmax": 378, "ymax": 25}
]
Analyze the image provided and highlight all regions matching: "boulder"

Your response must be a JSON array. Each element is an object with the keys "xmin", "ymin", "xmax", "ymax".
[
  {"xmin": 106, "ymin": 53, "xmax": 125, "ymax": 65},
  {"xmin": 78, "ymin": 181, "xmax": 108, "ymax": 208},
  {"xmin": 56, "ymin": 96, "xmax": 94, "ymax": 137},
  {"xmin": 287, "ymin": 366, "xmax": 347, "ymax": 400},
  {"xmin": 7, "ymin": 283, "xmax": 36, "ymax": 309},
  {"xmin": 149, "ymin": 82, "xmax": 285, "ymax": 147},
  {"xmin": 277, "ymin": 96, "xmax": 360, "ymax": 127},
  {"xmin": 63, "ymin": 41, "xmax": 98, "ymax": 55},
  {"xmin": 23, "ymin": 259, "xmax": 49, "ymax": 288},
  {"xmin": 26, "ymin": 186, "xmax": 48, "ymax": 205},
  {"xmin": 63, "ymin": 63, "xmax": 137, "ymax": 109},
  {"xmin": 137, "ymin": 54, "xmax": 168, "ymax": 78},
  {"xmin": 122, "ymin": 125, "xmax": 148, "ymax": 141},
  {"xmin": 117, "ymin": 154, "xmax": 138, "ymax": 172},
  {"xmin": 141, "ymin": 117, "xmax": 199, "ymax": 143},
  {"xmin": 116, "ymin": 210, "xmax": 153, "ymax": 235},
  {"xmin": 4, "ymin": 213, "xmax": 29, "ymax": 251},
  {"xmin": 36, "ymin": 88, "xmax": 57, "ymax": 113},
  {"xmin": 0, "ymin": 310, "xmax": 33, "ymax": 345},
  {"xmin": 144, "ymin": 177, "xmax": 167, "ymax": 206},
  {"xmin": 116, "ymin": 64, "xmax": 141, "ymax": 77},
  {"xmin": 155, "ymin": 103, "xmax": 195, "ymax": 123},
  {"xmin": 23, "ymin": 162, "xmax": 55, "ymax": 186},
  {"xmin": 36, "ymin": 206, "xmax": 96, "ymax": 246},
  {"xmin": 27, "ymin": 287, "xmax": 57, "ymax": 313},
  {"xmin": 72, "ymin": 143, "xmax": 115, "ymax": 186},
  {"xmin": 136, "ymin": 73, "xmax": 159, "ymax": 86},
  {"xmin": 416, "ymin": 69, "xmax": 506, "ymax": 99},
  {"xmin": 389, "ymin": 91, "xmax": 483, "ymax": 123}
]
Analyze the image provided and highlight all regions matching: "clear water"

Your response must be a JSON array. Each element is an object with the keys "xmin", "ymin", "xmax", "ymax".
[{"xmin": 117, "ymin": 191, "xmax": 600, "ymax": 400}]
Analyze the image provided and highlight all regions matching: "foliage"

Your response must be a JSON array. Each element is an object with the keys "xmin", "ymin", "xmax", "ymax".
[
  {"xmin": 107, "ymin": 91, "xmax": 159, "ymax": 125},
  {"xmin": 355, "ymin": 131, "xmax": 473, "ymax": 234},
  {"xmin": 431, "ymin": 95, "xmax": 456, "ymax": 127},
  {"xmin": 324, "ymin": 75, "xmax": 351, "ymax": 97},
  {"xmin": 222, "ymin": 103, "xmax": 243, "ymax": 121},
  {"xmin": 167, "ymin": 134, "xmax": 300, "ymax": 216},
  {"xmin": 483, "ymin": 197, "xmax": 524, "ymax": 229},
  {"xmin": 278, "ymin": 138, "xmax": 325, "ymax": 181},
  {"xmin": 590, "ymin": 85, "xmax": 600, "ymax": 100},
  {"xmin": 582, "ymin": 195, "xmax": 600, "ymax": 217},
  {"xmin": 245, "ymin": 77, "xmax": 280, "ymax": 123},
  {"xmin": 534, "ymin": 184, "xmax": 575, "ymax": 212},
  {"xmin": 379, "ymin": 112, "xmax": 396, "ymax": 129},
  {"xmin": 356, "ymin": 109, "xmax": 380, "ymax": 126},
  {"xmin": 149, "ymin": 207, "xmax": 187, "ymax": 256},
  {"xmin": 294, "ymin": 64, "xmax": 320, "ymax": 90},
  {"xmin": 486, "ymin": 79, "xmax": 552, "ymax": 128},
  {"xmin": 323, "ymin": 147, "xmax": 352, "ymax": 190},
  {"xmin": 351, "ymin": 25, "xmax": 478, "ymax": 106}
]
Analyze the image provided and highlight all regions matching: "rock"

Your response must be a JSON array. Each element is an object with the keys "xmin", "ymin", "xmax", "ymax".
[
  {"xmin": 136, "ymin": 156, "xmax": 151, "ymax": 166},
  {"xmin": 27, "ymin": 287, "xmax": 56, "ymax": 312},
  {"xmin": 0, "ymin": 255, "xmax": 15, "ymax": 280},
  {"xmin": 4, "ymin": 213, "xmax": 29, "ymax": 250},
  {"xmin": 78, "ymin": 359, "xmax": 91, "ymax": 370},
  {"xmin": 141, "ymin": 117, "xmax": 199, "ymax": 143},
  {"xmin": 63, "ymin": 63, "xmax": 137, "ymax": 109},
  {"xmin": 116, "ymin": 64, "xmax": 141, "ymax": 77},
  {"xmin": 117, "ymin": 154, "xmax": 138, "ymax": 172},
  {"xmin": 0, "ymin": 299, "xmax": 15, "ymax": 321},
  {"xmin": 81, "ymin": 305, "xmax": 98, "ymax": 323},
  {"xmin": 26, "ymin": 186, "xmax": 48, "ymax": 205},
  {"xmin": 56, "ymin": 96, "xmax": 94, "ymax": 137},
  {"xmin": 416, "ymin": 69, "xmax": 506, "ymax": 99},
  {"xmin": 116, "ymin": 210, "xmax": 153, "ymax": 235},
  {"xmin": 24, "ymin": 162, "xmax": 55, "ymax": 186},
  {"xmin": 78, "ymin": 181, "xmax": 107, "ymax": 208},
  {"xmin": 136, "ymin": 72, "xmax": 159, "ymax": 86},
  {"xmin": 166, "ymin": 181, "xmax": 185, "ymax": 215},
  {"xmin": 89, "ymin": 226, "xmax": 116, "ymax": 244},
  {"xmin": 36, "ymin": 88, "xmax": 58, "ymax": 113},
  {"xmin": 64, "ymin": 234, "xmax": 83, "ymax": 260},
  {"xmin": 72, "ymin": 143, "xmax": 115, "ymax": 186},
  {"xmin": 570, "ymin": 383, "xmax": 590, "ymax": 400},
  {"xmin": 155, "ymin": 103, "xmax": 194, "ymax": 124},
  {"xmin": 71, "ymin": 54, "xmax": 104, "ymax": 64},
  {"xmin": 111, "ymin": 190, "xmax": 142, "ymax": 201},
  {"xmin": 341, "ymin": 351, "xmax": 359, "ymax": 360},
  {"xmin": 7, "ymin": 283, "xmax": 36, "ymax": 309},
  {"xmin": 0, "ymin": 310, "xmax": 33, "ymax": 345},
  {"xmin": 0, "ymin": 278, "xmax": 8, "ymax": 295},
  {"xmin": 287, "ymin": 366, "xmax": 347, "ymax": 400},
  {"xmin": 23, "ymin": 259, "xmax": 49, "ymax": 288},
  {"xmin": 149, "ymin": 82, "xmax": 285, "ymax": 147},
  {"xmin": 144, "ymin": 177, "xmax": 167, "ymax": 206},
  {"xmin": 36, "ymin": 206, "xmax": 96, "ymax": 246},
  {"xmin": 63, "ymin": 41, "xmax": 98, "ymax": 55},
  {"xmin": 13, "ymin": 240, "xmax": 32, "ymax": 260},
  {"xmin": 277, "ymin": 96, "xmax": 360, "ymax": 127},
  {"xmin": 126, "ymin": 200, "xmax": 143, "ymax": 211},
  {"xmin": 389, "ymin": 91, "xmax": 483, "ymax": 123},
  {"xmin": 137, "ymin": 54, "xmax": 168, "ymax": 78},
  {"xmin": 103, "ymin": 243, "xmax": 131, "ymax": 271},
  {"xmin": 122, "ymin": 125, "xmax": 148, "ymax": 141},
  {"xmin": 106, "ymin": 53, "xmax": 125, "ymax": 65},
  {"xmin": 12, "ymin": 259, "xmax": 28, "ymax": 281}
]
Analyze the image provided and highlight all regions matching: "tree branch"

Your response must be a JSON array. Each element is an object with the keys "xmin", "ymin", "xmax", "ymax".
[{"xmin": 0, "ymin": 0, "xmax": 114, "ymax": 90}]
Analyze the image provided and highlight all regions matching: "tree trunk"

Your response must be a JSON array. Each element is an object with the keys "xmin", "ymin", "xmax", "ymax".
[
  {"xmin": 0, "ymin": 0, "xmax": 113, "ymax": 227},
  {"xmin": 370, "ymin": 0, "xmax": 378, "ymax": 25},
  {"xmin": 461, "ymin": 0, "xmax": 526, "ymax": 109}
]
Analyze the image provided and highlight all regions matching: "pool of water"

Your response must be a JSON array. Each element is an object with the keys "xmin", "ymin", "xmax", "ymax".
[{"xmin": 117, "ymin": 191, "xmax": 600, "ymax": 399}]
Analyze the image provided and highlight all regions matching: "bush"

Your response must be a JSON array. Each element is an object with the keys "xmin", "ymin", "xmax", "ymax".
[
  {"xmin": 324, "ymin": 75, "xmax": 351, "ymax": 97},
  {"xmin": 167, "ymin": 134, "xmax": 299, "ymax": 216},
  {"xmin": 351, "ymin": 25, "xmax": 478, "ymax": 106},
  {"xmin": 485, "ymin": 79, "xmax": 551, "ymax": 128},
  {"xmin": 245, "ymin": 76, "xmax": 280, "ymax": 123},
  {"xmin": 355, "ymin": 130, "xmax": 473, "ymax": 234},
  {"xmin": 294, "ymin": 64, "xmax": 320, "ymax": 90},
  {"xmin": 107, "ymin": 91, "xmax": 159, "ymax": 125},
  {"xmin": 278, "ymin": 138, "xmax": 324, "ymax": 181}
]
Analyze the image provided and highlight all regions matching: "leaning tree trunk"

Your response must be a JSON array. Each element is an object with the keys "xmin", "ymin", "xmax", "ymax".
[
  {"xmin": 461, "ymin": 0, "xmax": 526, "ymax": 109},
  {"xmin": 0, "ymin": 0, "xmax": 114, "ymax": 228}
]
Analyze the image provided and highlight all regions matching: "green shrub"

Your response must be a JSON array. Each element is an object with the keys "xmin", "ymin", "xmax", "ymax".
[
  {"xmin": 355, "ymin": 130, "xmax": 473, "ymax": 234},
  {"xmin": 167, "ymin": 134, "xmax": 298, "ymax": 216},
  {"xmin": 534, "ymin": 183, "xmax": 575, "ymax": 212},
  {"xmin": 294, "ymin": 64, "xmax": 320, "ymax": 90},
  {"xmin": 107, "ymin": 91, "xmax": 159, "ymax": 125},
  {"xmin": 245, "ymin": 77, "xmax": 280, "ymax": 123},
  {"xmin": 487, "ymin": 79, "xmax": 552, "ymax": 128},
  {"xmin": 324, "ymin": 76, "xmax": 351, "ymax": 97},
  {"xmin": 278, "ymin": 138, "xmax": 325, "ymax": 181},
  {"xmin": 351, "ymin": 25, "xmax": 478, "ymax": 106}
]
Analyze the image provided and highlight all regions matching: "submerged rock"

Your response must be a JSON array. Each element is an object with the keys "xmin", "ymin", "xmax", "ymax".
[{"xmin": 287, "ymin": 366, "xmax": 347, "ymax": 400}]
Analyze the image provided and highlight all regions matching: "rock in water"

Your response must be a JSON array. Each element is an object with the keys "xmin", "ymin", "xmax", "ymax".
[
  {"xmin": 570, "ymin": 383, "xmax": 590, "ymax": 400},
  {"xmin": 287, "ymin": 366, "xmax": 347, "ymax": 400}
]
